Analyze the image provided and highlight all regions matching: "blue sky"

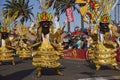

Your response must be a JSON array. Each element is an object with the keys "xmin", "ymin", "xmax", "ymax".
[{"xmin": 0, "ymin": 0, "xmax": 120, "ymax": 32}]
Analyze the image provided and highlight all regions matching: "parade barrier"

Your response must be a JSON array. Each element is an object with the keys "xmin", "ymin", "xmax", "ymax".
[
  {"xmin": 63, "ymin": 49, "xmax": 120, "ymax": 62},
  {"xmin": 116, "ymin": 50, "xmax": 120, "ymax": 62},
  {"xmin": 63, "ymin": 49, "xmax": 87, "ymax": 60},
  {"xmin": 116, "ymin": 54, "xmax": 120, "ymax": 62}
]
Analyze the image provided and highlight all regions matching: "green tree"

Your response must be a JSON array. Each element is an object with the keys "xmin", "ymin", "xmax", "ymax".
[
  {"xmin": 3, "ymin": 0, "xmax": 34, "ymax": 24},
  {"xmin": 49, "ymin": 0, "xmax": 80, "ymax": 32}
]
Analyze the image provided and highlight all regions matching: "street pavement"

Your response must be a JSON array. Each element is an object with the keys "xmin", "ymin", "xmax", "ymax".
[{"xmin": 0, "ymin": 56, "xmax": 120, "ymax": 80}]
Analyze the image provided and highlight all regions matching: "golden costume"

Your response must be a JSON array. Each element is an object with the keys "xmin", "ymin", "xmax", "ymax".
[
  {"xmin": 88, "ymin": 15, "xmax": 120, "ymax": 70},
  {"xmin": 0, "ymin": 39, "xmax": 15, "ymax": 65},
  {"xmin": 13, "ymin": 24, "xmax": 31, "ymax": 59},
  {"xmin": 32, "ymin": 12, "xmax": 63, "ymax": 77},
  {"xmin": 93, "ymin": 43, "xmax": 119, "ymax": 70},
  {"xmin": 16, "ymin": 35, "xmax": 31, "ymax": 59}
]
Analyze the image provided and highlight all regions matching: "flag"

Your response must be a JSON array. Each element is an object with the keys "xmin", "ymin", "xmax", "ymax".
[{"xmin": 66, "ymin": 6, "xmax": 74, "ymax": 22}]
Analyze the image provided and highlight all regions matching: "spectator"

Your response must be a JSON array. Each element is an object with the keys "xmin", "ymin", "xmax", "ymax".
[
  {"xmin": 63, "ymin": 42, "xmax": 69, "ymax": 50},
  {"xmin": 82, "ymin": 39, "xmax": 88, "ymax": 50},
  {"xmin": 68, "ymin": 39, "xmax": 74, "ymax": 49},
  {"xmin": 76, "ymin": 36, "xmax": 83, "ymax": 49}
]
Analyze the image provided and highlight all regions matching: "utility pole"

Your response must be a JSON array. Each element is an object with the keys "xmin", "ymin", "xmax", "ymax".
[
  {"xmin": 114, "ymin": 6, "xmax": 117, "ymax": 24},
  {"xmin": 118, "ymin": 4, "xmax": 120, "ymax": 24}
]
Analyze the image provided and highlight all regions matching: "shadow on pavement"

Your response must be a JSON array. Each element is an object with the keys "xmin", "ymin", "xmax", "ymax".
[
  {"xmin": 84, "ymin": 62, "xmax": 113, "ymax": 70},
  {"xmin": 84, "ymin": 63, "xmax": 96, "ymax": 69},
  {"xmin": 80, "ymin": 72, "xmax": 95, "ymax": 77},
  {"xmin": 0, "ymin": 68, "xmax": 35, "ymax": 80},
  {"xmin": 41, "ymin": 67, "xmax": 64, "ymax": 76},
  {"xmin": 0, "ymin": 75, "xmax": 4, "ymax": 80}
]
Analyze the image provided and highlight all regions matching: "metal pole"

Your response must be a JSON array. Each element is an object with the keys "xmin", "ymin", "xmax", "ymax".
[
  {"xmin": 118, "ymin": 4, "xmax": 120, "ymax": 24},
  {"xmin": 118, "ymin": 4, "xmax": 119, "ymax": 24},
  {"xmin": 115, "ymin": 6, "xmax": 116, "ymax": 23}
]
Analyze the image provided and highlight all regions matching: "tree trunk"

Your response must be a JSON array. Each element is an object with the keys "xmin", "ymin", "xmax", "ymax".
[
  {"xmin": 67, "ymin": 21, "xmax": 70, "ymax": 32},
  {"xmin": 81, "ymin": 15, "xmax": 84, "ymax": 30}
]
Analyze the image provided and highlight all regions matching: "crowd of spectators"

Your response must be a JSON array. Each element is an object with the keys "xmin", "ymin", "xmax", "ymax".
[{"xmin": 62, "ymin": 31, "xmax": 88, "ymax": 50}]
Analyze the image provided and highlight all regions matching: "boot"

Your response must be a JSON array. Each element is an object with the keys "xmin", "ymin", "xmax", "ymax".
[
  {"xmin": 37, "ymin": 71, "xmax": 41, "ymax": 77},
  {"xmin": 113, "ymin": 66, "xmax": 120, "ymax": 70},
  {"xmin": 12, "ymin": 60, "xmax": 15, "ymax": 65},
  {"xmin": 96, "ymin": 64, "xmax": 101, "ymax": 71},
  {"xmin": 56, "ymin": 68, "xmax": 63, "ymax": 76},
  {"xmin": 36, "ymin": 68, "xmax": 41, "ymax": 77}
]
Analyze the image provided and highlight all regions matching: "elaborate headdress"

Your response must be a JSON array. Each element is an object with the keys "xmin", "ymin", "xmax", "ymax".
[
  {"xmin": 0, "ymin": 27, "xmax": 10, "ymax": 33},
  {"xmin": 37, "ymin": 11, "xmax": 53, "ymax": 22},
  {"xmin": 100, "ymin": 14, "xmax": 111, "ymax": 23}
]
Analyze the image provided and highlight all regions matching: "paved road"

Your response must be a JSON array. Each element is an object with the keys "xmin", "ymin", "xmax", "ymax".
[{"xmin": 0, "ymin": 56, "xmax": 120, "ymax": 80}]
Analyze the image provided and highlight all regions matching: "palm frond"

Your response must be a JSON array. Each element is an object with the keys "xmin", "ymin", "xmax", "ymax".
[
  {"xmin": 5, "ymin": 0, "xmax": 12, "ymax": 5},
  {"xmin": 12, "ymin": 11, "xmax": 19, "ymax": 21},
  {"xmin": 3, "ymin": 0, "xmax": 34, "ymax": 24}
]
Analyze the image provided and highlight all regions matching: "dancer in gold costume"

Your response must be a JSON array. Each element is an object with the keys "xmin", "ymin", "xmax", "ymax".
[
  {"xmin": 88, "ymin": 14, "xmax": 120, "ymax": 70},
  {"xmin": 93, "ymin": 43, "xmax": 119, "ymax": 70},
  {"xmin": 32, "ymin": 12, "xmax": 63, "ymax": 77},
  {"xmin": 0, "ymin": 32, "xmax": 15, "ymax": 65},
  {"xmin": 16, "ymin": 35, "xmax": 31, "ymax": 59},
  {"xmin": 15, "ymin": 24, "xmax": 31, "ymax": 59}
]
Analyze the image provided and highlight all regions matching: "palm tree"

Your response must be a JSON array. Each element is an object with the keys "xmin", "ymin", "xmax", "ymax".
[
  {"xmin": 49, "ymin": 0, "xmax": 79, "ymax": 32},
  {"xmin": 3, "ymin": 0, "xmax": 34, "ymax": 24}
]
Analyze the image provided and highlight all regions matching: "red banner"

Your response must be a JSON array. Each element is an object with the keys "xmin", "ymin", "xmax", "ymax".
[
  {"xmin": 66, "ymin": 6, "xmax": 74, "ymax": 22},
  {"xmin": 63, "ymin": 49, "xmax": 87, "ymax": 60}
]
